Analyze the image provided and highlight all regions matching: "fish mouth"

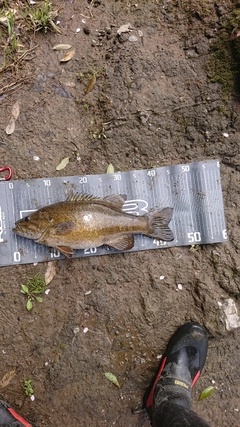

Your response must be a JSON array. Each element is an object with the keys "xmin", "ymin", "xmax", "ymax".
[
  {"xmin": 13, "ymin": 223, "xmax": 42, "ymax": 240},
  {"xmin": 13, "ymin": 224, "xmax": 24, "ymax": 236}
]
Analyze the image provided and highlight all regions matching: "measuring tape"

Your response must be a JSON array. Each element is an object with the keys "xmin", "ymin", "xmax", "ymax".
[{"xmin": 0, "ymin": 159, "xmax": 227, "ymax": 267}]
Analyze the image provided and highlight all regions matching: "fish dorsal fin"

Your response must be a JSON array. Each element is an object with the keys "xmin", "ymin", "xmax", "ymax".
[
  {"xmin": 107, "ymin": 235, "xmax": 134, "ymax": 251},
  {"xmin": 103, "ymin": 194, "xmax": 127, "ymax": 209},
  {"xmin": 66, "ymin": 192, "xmax": 126, "ymax": 210},
  {"xmin": 66, "ymin": 193, "xmax": 100, "ymax": 203}
]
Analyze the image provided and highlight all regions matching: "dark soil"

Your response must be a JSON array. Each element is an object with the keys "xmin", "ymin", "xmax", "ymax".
[{"xmin": 0, "ymin": 1, "xmax": 240, "ymax": 426}]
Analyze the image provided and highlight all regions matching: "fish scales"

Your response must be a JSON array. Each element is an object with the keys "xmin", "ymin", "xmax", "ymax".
[
  {"xmin": 13, "ymin": 193, "xmax": 174, "ymax": 257},
  {"xmin": 40, "ymin": 201, "xmax": 148, "ymax": 246}
]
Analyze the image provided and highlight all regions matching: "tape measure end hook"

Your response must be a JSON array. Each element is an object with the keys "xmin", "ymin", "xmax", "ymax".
[{"xmin": 0, "ymin": 166, "xmax": 12, "ymax": 181}]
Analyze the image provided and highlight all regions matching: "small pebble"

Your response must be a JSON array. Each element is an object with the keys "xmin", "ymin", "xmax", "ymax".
[
  {"xmin": 223, "ymin": 133, "xmax": 229, "ymax": 138},
  {"xmin": 33, "ymin": 156, "xmax": 39, "ymax": 161},
  {"xmin": 129, "ymin": 35, "xmax": 138, "ymax": 42},
  {"xmin": 75, "ymin": 28, "xmax": 81, "ymax": 33},
  {"xmin": 160, "ymin": 276, "xmax": 165, "ymax": 280}
]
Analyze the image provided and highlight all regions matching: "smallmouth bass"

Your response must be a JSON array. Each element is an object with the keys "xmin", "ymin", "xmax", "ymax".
[{"xmin": 13, "ymin": 193, "xmax": 174, "ymax": 257}]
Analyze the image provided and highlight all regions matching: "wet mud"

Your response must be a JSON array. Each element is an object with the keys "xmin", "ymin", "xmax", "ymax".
[{"xmin": 0, "ymin": 1, "xmax": 239, "ymax": 426}]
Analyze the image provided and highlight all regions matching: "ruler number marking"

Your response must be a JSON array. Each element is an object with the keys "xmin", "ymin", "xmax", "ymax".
[
  {"xmin": 79, "ymin": 177, "xmax": 88, "ymax": 184},
  {"xmin": 84, "ymin": 247, "xmax": 97, "ymax": 254},
  {"xmin": 147, "ymin": 170, "xmax": 156, "ymax": 177},
  {"xmin": 188, "ymin": 232, "xmax": 201, "ymax": 243},
  {"xmin": 222, "ymin": 229, "xmax": 227, "ymax": 239},
  {"xmin": 113, "ymin": 174, "xmax": 121, "ymax": 181},
  {"xmin": 13, "ymin": 251, "xmax": 21, "ymax": 262},
  {"xmin": 153, "ymin": 239, "xmax": 167, "ymax": 246},
  {"xmin": 50, "ymin": 248, "xmax": 61, "ymax": 258}
]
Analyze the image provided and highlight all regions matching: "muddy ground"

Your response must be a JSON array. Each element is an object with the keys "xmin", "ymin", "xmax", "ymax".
[{"xmin": 0, "ymin": 1, "xmax": 240, "ymax": 426}]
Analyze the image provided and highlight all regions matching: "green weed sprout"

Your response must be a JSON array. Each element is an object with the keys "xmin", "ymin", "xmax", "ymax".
[
  {"xmin": 23, "ymin": 379, "xmax": 34, "ymax": 396},
  {"xmin": 21, "ymin": 273, "xmax": 46, "ymax": 311},
  {"xmin": 27, "ymin": 0, "xmax": 61, "ymax": 33}
]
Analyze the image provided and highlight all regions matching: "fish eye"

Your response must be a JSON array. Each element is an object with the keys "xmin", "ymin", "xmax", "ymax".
[{"xmin": 24, "ymin": 216, "xmax": 30, "ymax": 222}]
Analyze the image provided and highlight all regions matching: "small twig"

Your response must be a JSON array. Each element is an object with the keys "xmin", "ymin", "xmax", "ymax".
[
  {"xmin": 80, "ymin": 14, "xmax": 91, "ymax": 19},
  {"xmin": 103, "ymin": 117, "xmax": 128, "ymax": 126},
  {"xmin": 89, "ymin": 0, "xmax": 94, "ymax": 18},
  {"xmin": 0, "ymin": 78, "xmax": 27, "ymax": 97},
  {"xmin": 71, "ymin": 141, "xmax": 80, "ymax": 152},
  {"xmin": 80, "ymin": 0, "xmax": 94, "ymax": 19},
  {"xmin": 0, "ymin": 45, "xmax": 38, "ymax": 73}
]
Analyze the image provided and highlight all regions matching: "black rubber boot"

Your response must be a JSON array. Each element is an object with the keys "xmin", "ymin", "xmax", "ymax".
[
  {"xmin": 0, "ymin": 400, "xmax": 33, "ymax": 427},
  {"xmin": 143, "ymin": 322, "xmax": 208, "ymax": 424}
]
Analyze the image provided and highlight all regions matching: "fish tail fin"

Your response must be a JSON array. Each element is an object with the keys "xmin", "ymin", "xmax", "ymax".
[{"xmin": 147, "ymin": 208, "xmax": 174, "ymax": 241}]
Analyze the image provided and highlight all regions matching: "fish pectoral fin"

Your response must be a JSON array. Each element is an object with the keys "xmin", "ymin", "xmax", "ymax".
[
  {"xmin": 54, "ymin": 221, "xmax": 75, "ymax": 235},
  {"xmin": 56, "ymin": 245, "xmax": 73, "ymax": 258},
  {"xmin": 107, "ymin": 235, "xmax": 134, "ymax": 251}
]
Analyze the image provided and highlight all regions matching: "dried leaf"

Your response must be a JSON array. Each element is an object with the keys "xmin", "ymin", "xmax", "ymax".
[
  {"xmin": 117, "ymin": 23, "xmax": 133, "ymax": 35},
  {"xmin": 0, "ymin": 371, "xmax": 16, "ymax": 389},
  {"xmin": 107, "ymin": 163, "xmax": 114, "ymax": 174},
  {"xmin": 199, "ymin": 386, "xmax": 215, "ymax": 401},
  {"xmin": 85, "ymin": 74, "xmax": 96, "ymax": 94},
  {"xmin": 56, "ymin": 156, "xmax": 70, "ymax": 171},
  {"xmin": 11, "ymin": 101, "xmax": 20, "ymax": 121},
  {"xmin": 104, "ymin": 372, "xmax": 120, "ymax": 388},
  {"xmin": 53, "ymin": 44, "xmax": 72, "ymax": 50},
  {"xmin": 45, "ymin": 261, "xmax": 57, "ymax": 285},
  {"xmin": 60, "ymin": 50, "xmax": 75, "ymax": 63},
  {"xmin": 6, "ymin": 117, "xmax": 15, "ymax": 135}
]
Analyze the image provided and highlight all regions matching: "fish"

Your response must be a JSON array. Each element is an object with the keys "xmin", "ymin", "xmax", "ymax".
[{"xmin": 13, "ymin": 193, "xmax": 174, "ymax": 258}]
